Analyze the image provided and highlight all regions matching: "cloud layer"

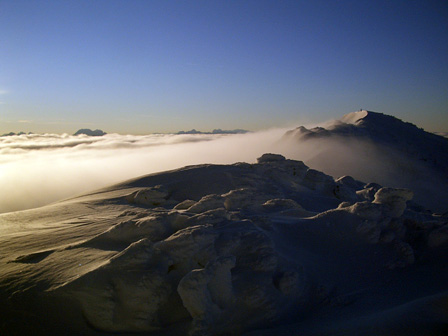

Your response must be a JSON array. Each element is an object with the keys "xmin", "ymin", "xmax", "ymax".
[
  {"xmin": 2, "ymin": 125, "xmax": 446, "ymax": 214},
  {"xmin": 0, "ymin": 131, "xmax": 287, "ymax": 213}
]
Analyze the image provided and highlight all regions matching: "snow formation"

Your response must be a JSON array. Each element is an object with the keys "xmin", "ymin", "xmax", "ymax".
[{"xmin": 0, "ymin": 154, "xmax": 447, "ymax": 335}]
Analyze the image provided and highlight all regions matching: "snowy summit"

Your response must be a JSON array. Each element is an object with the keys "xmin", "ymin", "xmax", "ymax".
[
  {"xmin": 0, "ymin": 153, "xmax": 447, "ymax": 335},
  {"xmin": 282, "ymin": 110, "xmax": 448, "ymax": 213}
]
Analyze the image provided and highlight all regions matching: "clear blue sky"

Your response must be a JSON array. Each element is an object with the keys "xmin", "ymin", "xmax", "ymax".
[{"xmin": 1, "ymin": 0, "xmax": 447, "ymax": 134}]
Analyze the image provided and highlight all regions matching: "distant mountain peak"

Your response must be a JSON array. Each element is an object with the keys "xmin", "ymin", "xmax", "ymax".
[
  {"xmin": 74, "ymin": 129, "xmax": 106, "ymax": 136},
  {"xmin": 287, "ymin": 110, "xmax": 448, "ymax": 150},
  {"xmin": 340, "ymin": 110, "xmax": 409, "ymax": 127},
  {"xmin": 1, "ymin": 131, "xmax": 31, "ymax": 137},
  {"xmin": 176, "ymin": 129, "xmax": 248, "ymax": 135},
  {"xmin": 282, "ymin": 110, "xmax": 448, "ymax": 212}
]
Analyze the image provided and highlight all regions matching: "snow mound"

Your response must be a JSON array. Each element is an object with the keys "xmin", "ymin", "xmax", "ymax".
[{"xmin": 0, "ymin": 154, "xmax": 447, "ymax": 335}]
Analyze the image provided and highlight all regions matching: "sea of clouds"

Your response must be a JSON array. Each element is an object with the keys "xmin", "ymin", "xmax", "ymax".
[
  {"xmin": 0, "ymin": 130, "xmax": 289, "ymax": 213},
  {"xmin": 3, "ymin": 125, "xmax": 446, "ymax": 214}
]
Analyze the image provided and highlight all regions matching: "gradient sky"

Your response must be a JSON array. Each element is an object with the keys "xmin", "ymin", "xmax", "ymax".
[{"xmin": 1, "ymin": 0, "xmax": 447, "ymax": 134}]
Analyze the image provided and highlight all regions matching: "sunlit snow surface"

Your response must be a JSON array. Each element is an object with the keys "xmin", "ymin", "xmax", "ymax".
[{"xmin": 0, "ymin": 154, "xmax": 447, "ymax": 335}]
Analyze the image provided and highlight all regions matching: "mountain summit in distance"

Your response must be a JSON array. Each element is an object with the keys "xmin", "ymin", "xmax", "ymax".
[
  {"xmin": 340, "ymin": 110, "xmax": 448, "ymax": 151},
  {"xmin": 282, "ymin": 110, "xmax": 448, "ymax": 212},
  {"xmin": 176, "ymin": 129, "xmax": 248, "ymax": 135},
  {"xmin": 74, "ymin": 128, "xmax": 107, "ymax": 136},
  {"xmin": 287, "ymin": 110, "xmax": 448, "ymax": 156}
]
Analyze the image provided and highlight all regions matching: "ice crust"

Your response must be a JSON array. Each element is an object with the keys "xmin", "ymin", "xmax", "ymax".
[{"xmin": 0, "ymin": 154, "xmax": 447, "ymax": 335}]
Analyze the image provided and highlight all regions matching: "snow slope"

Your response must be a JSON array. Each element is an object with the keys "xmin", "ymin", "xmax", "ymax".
[
  {"xmin": 281, "ymin": 110, "xmax": 448, "ymax": 213},
  {"xmin": 1, "ymin": 154, "xmax": 447, "ymax": 335}
]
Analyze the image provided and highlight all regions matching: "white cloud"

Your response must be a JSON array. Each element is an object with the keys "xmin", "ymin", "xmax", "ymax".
[
  {"xmin": 1, "ymin": 125, "xmax": 445, "ymax": 214},
  {"xmin": 0, "ymin": 130, "xmax": 287, "ymax": 213}
]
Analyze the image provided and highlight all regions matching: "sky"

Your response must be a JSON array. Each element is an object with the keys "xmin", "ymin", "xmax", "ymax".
[{"xmin": 0, "ymin": 0, "xmax": 447, "ymax": 134}]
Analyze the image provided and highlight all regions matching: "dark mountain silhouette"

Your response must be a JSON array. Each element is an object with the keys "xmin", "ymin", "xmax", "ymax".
[
  {"xmin": 177, "ymin": 129, "xmax": 248, "ymax": 135},
  {"xmin": 282, "ymin": 110, "xmax": 448, "ymax": 212},
  {"xmin": 74, "ymin": 129, "xmax": 107, "ymax": 136}
]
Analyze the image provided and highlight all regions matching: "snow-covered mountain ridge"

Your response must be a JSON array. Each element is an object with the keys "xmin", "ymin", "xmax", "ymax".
[
  {"xmin": 1, "ymin": 154, "xmax": 447, "ymax": 335},
  {"xmin": 286, "ymin": 110, "xmax": 448, "ymax": 170},
  {"xmin": 282, "ymin": 110, "xmax": 448, "ymax": 212}
]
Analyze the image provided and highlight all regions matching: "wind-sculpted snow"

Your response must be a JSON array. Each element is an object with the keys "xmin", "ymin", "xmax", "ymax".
[{"xmin": 0, "ymin": 154, "xmax": 447, "ymax": 335}]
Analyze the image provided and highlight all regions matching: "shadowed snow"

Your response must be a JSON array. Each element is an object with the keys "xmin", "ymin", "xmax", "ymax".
[{"xmin": 0, "ymin": 154, "xmax": 447, "ymax": 335}]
